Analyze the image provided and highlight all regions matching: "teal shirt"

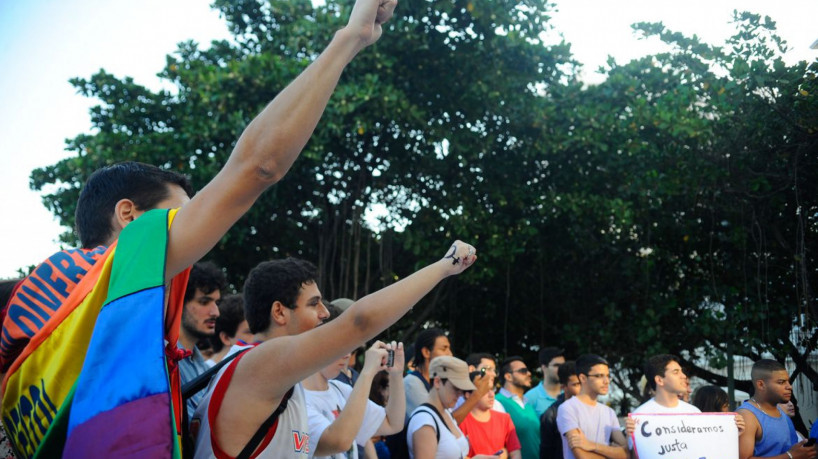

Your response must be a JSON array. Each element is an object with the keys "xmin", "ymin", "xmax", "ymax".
[
  {"xmin": 496, "ymin": 391, "xmax": 541, "ymax": 459},
  {"xmin": 525, "ymin": 382, "xmax": 559, "ymax": 417}
]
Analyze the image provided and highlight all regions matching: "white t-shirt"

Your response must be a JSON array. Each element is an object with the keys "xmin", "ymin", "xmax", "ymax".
[
  {"xmin": 304, "ymin": 380, "xmax": 386, "ymax": 459},
  {"xmin": 407, "ymin": 405, "xmax": 469, "ymax": 459},
  {"xmin": 633, "ymin": 398, "xmax": 701, "ymax": 414},
  {"xmin": 629, "ymin": 398, "xmax": 701, "ymax": 449}
]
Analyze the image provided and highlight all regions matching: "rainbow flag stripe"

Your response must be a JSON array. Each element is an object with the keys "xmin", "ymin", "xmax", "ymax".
[{"xmin": 2, "ymin": 208, "xmax": 188, "ymax": 458}]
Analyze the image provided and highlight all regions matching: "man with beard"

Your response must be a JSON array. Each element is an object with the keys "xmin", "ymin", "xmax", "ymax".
[
  {"xmin": 178, "ymin": 261, "xmax": 227, "ymax": 417},
  {"xmin": 738, "ymin": 359, "xmax": 816, "ymax": 459},
  {"xmin": 556, "ymin": 354, "xmax": 627, "ymax": 459},
  {"xmin": 496, "ymin": 356, "xmax": 540, "ymax": 459},
  {"xmin": 526, "ymin": 347, "xmax": 565, "ymax": 417}
]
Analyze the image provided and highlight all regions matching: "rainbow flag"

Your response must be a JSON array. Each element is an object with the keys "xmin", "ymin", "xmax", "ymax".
[{"xmin": 1, "ymin": 209, "xmax": 190, "ymax": 458}]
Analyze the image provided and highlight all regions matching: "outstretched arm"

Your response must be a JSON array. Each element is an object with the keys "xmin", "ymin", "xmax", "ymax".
[
  {"xmin": 216, "ymin": 241, "xmax": 476, "ymax": 456},
  {"xmin": 165, "ymin": 0, "xmax": 398, "ymax": 280}
]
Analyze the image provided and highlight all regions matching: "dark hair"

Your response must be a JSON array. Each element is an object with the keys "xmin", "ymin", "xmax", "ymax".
[
  {"xmin": 75, "ymin": 161, "xmax": 193, "ymax": 249},
  {"xmin": 0, "ymin": 279, "xmax": 22, "ymax": 309},
  {"xmin": 325, "ymin": 303, "xmax": 344, "ymax": 323},
  {"xmin": 209, "ymin": 294, "xmax": 246, "ymax": 352},
  {"xmin": 184, "ymin": 262, "xmax": 227, "ymax": 303},
  {"xmin": 499, "ymin": 356, "xmax": 525, "ymax": 383},
  {"xmin": 369, "ymin": 370, "xmax": 390, "ymax": 406},
  {"xmin": 413, "ymin": 328, "xmax": 447, "ymax": 368},
  {"xmin": 538, "ymin": 347, "xmax": 565, "ymax": 366},
  {"xmin": 466, "ymin": 353, "xmax": 495, "ymax": 368},
  {"xmin": 243, "ymin": 258, "xmax": 318, "ymax": 334},
  {"xmin": 751, "ymin": 359, "xmax": 787, "ymax": 382},
  {"xmin": 692, "ymin": 385, "xmax": 728, "ymax": 413},
  {"xmin": 576, "ymin": 354, "xmax": 608, "ymax": 376},
  {"xmin": 644, "ymin": 354, "xmax": 680, "ymax": 392},
  {"xmin": 558, "ymin": 360, "xmax": 577, "ymax": 385}
]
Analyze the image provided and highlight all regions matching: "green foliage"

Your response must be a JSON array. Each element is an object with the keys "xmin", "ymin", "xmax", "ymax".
[{"xmin": 29, "ymin": 2, "xmax": 818, "ymax": 402}]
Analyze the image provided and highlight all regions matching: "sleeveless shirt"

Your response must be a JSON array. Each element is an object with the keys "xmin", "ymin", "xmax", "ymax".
[
  {"xmin": 192, "ymin": 352, "xmax": 311, "ymax": 458},
  {"xmin": 738, "ymin": 401, "xmax": 798, "ymax": 456}
]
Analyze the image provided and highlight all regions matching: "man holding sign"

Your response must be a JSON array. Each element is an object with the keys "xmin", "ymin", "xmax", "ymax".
[{"xmin": 626, "ymin": 355, "xmax": 745, "ymax": 458}]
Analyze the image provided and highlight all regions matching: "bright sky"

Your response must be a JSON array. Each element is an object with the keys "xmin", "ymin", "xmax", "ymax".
[{"xmin": 0, "ymin": 0, "xmax": 816, "ymax": 278}]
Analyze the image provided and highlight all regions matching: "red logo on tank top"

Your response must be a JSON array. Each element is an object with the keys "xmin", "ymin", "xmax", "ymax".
[{"xmin": 292, "ymin": 430, "xmax": 310, "ymax": 453}]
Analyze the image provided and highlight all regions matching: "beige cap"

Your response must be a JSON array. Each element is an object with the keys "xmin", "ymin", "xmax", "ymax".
[
  {"xmin": 429, "ymin": 356, "xmax": 477, "ymax": 391},
  {"xmin": 330, "ymin": 298, "xmax": 354, "ymax": 311}
]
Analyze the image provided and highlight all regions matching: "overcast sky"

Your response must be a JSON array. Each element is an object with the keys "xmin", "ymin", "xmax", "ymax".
[{"xmin": 0, "ymin": 0, "xmax": 816, "ymax": 278}]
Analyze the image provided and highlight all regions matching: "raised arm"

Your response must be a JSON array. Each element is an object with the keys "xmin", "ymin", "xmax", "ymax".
[
  {"xmin": 452, "ymin": 372, "xmax": 493, "ymax": 424},
  {"xmin": 314, "ymin": 342, "xmax": 389, "ymax": 456},
  {"xmin": 165, "ymin": 0, "xmax": 398, "ymax": 280},
  {"xmin": 376, "ymin": 342, "xmax": 406, "ymax": 435}
]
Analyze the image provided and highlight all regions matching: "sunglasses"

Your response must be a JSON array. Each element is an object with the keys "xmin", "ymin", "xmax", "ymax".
[{"xmin": 512, "ymin": 368, "xmax": 531, "ymax": 375}]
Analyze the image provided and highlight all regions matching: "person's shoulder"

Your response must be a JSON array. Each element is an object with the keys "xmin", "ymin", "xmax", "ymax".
[
  {"xmin": 524, "ymin": 384, "xmax": 543, "ymax": 399},
  {"xmin": 678, "ymin": 400, "xmax": 701, "ymax": 413},
  {"xmin": 633, "ymin": 399, "xmax": 656, "ymax": 413}
]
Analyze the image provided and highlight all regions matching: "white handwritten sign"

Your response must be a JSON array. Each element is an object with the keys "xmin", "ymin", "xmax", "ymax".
[{"xmin": 629, "ymin": 412, "xmax": 738, "ymax": 459}]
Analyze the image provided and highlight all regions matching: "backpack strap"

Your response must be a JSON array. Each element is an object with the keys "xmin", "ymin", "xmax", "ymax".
[
  {"xmin": 408, "ymin": 404, "xmax": 441, "ymax": 443},
  {"xmin": 236, "ymin": 386, "xmax": 295, "ymax": 459}
]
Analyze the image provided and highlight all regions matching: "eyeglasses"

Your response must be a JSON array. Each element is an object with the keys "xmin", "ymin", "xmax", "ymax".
[
  {"xmin": 512, "ymin": 368, "xmax": 531, "ymax": 375},
  {"xmin": 587, "ymin": 374, "xmax": 611, "ymax": 381}
]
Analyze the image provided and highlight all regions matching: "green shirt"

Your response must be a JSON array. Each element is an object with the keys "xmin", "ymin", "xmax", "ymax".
[{"xmin": 496, "ymin": 391, "xmax": 541, "ymax": 459}]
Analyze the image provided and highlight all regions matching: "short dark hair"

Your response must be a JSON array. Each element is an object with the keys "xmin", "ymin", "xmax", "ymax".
[
  {"xmin": 413, "ymin": 328, "xmax": 447, "ymax": 368},
  {"xmin": 499, "ymin": 356, "xmax": 525, "ymax": 382},
  {"xmin": 465, "ymin": 353, "xmax": 495, "ymax": 368},
  {"xmin": 576, "ymin": 354, "xmax": 608, "ymax": 376},
  {"xmin": 692, "ymin": 385, "xmax": 729, "ymax": 413},
  {"xmin": 558, "ymin": 360, "xmax": 577, "ymax": 385},
  {"xmin": 644, "ymin": 354, "xmax": 680, "ymax": 391},
  {"xmin": 184, "ymin": 262, "xmax": 227, "ymax": 303},
  {"xmin": 243, "ymin": 258, "xmax": 318, "ymax": 334},
  {"xmin": 209, "ymin": 294, "xmax": 246, "ymax": 352},
  {"xmin": 75, "ymin": 161, "xmax": 193, "ymax": 248},
  {"xmin": 750, "ymin": 359, "xmax": 787, "ymax": 382},
  {"xmin": 538, "ymin": 347, "xmax": 565, "ymax": 366}
]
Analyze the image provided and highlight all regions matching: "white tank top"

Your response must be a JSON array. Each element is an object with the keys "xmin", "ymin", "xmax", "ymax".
[{"xmin": 192, "ymin": 351, "xmax": 311, "ymax": 458}]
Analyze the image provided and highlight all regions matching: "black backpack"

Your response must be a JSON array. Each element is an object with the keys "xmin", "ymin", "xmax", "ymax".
[{"xmin": 386, "ymin": 402, "xmax": 442, "ymax": 459}]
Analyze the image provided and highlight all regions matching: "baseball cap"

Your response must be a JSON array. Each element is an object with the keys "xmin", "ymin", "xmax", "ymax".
[{"xmin": 429, "ymin": 356, "xmax": 477, "ymax": 391}]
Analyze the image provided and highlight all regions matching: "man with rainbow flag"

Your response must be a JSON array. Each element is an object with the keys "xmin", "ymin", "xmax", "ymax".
[{"xmin": 0, "ymin": 0, "xmax": 405, "ymax": 456}]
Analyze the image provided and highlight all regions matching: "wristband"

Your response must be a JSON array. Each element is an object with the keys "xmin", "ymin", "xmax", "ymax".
[{"xmin": 786, "ymin": 451, "xmax": 793, "ymax": 459}]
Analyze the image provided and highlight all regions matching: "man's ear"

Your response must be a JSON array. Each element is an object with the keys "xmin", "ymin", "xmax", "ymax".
[
  {"xmin": 220, "ymin": 331, "xmax": 232, "ymax": 346},
  {"xmin": 114, "ymin": 198, "xmax": 139, "ymax": 231},
  {"xmin": 422, "ymin": 346, "xmax": 432, "ymax": 360},
  {"xmin": 655, "ymin": 375, "xmax": 663, "ymax": 388},
  {"xmin": 270, "ymin": 301, "xmax": 289, "ymax": 326}
]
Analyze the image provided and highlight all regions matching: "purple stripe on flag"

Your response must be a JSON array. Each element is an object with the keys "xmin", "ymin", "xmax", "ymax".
[{"xmin": 63, "ymin": 392, "xmax": 174, "ymax": 458}]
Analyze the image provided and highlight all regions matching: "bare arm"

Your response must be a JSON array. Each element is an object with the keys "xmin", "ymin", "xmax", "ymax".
[
  {"xmin": 314, "ymin": 343, "xmax": 387, "ymax": 456},
  {"xmin": 216, "ymin": 243, "xmax": 476, "ymax": 455},
  {"xmin": 452, "ymin": 372, "xmax": 492, "ymax": 424},
  {"xmin": 164, "ymin": 0, "xmax": 397, "ymax": 280},
  {"xmin": 376, "ymin": 342, "xmax": 406, "ymax": 435},
  {"xmin": 509, "ymin": 449, "xmax": 521, "ymax": 459},
  {"xmin": 568, "ymin": 428, "xmax": 627, "ymax": 459},
  {"xmin": 412, "ymin": 425, "xmax": 439, "ymax": 459}
]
